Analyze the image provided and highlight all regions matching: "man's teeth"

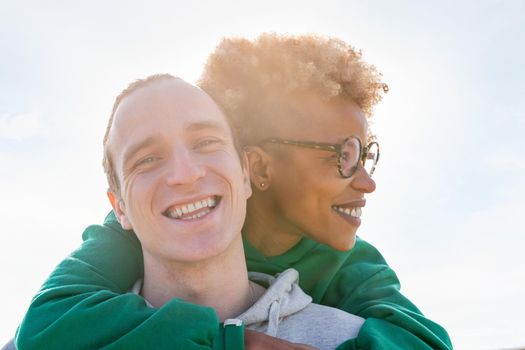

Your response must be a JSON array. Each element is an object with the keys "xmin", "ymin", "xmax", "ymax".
[
  {"xmin": 166, "ymin": 197, "xmax": 217, "ymax": 219},
  {"xmin": 333, "ymin": 206, "xmax": 362, "ymax": 218},
  {"xmin": 181, "ymin": 208, "xmax": 211, "ymax": 220}
]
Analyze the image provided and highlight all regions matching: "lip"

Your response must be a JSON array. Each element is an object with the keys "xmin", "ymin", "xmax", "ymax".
[
  {"xmin": 333, "ymin": 199, "xmax": 366, "ymax": 208},
  {"xmin": 162, "ymin": 195, "xmax": 222, "ymax": 221},
  {"xmin": 332, "ymin": 199, "xmax": 365, "ymax": 227},
  {"xmin": 333, "ymin": 208, "xmax": 361, "ymax": 227}
]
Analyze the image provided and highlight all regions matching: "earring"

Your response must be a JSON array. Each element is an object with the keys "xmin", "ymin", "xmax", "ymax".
[{"xmin": 260, "ymin": 183, "xmax": 265, "ymax": 188}]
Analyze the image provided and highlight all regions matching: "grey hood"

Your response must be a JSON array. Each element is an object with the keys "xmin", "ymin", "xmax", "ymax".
[{"xmin": 237, "ymin": 268, "xmax": 312, "ymax": 336}]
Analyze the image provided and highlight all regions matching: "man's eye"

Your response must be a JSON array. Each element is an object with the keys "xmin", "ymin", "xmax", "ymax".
[
  {"xmin": 194, "ymin": 138, "xmax": 220, "ymax": 149},
  {"xmin": 136, "ymin": 156, "xmax": 159, "ymax": 166}
]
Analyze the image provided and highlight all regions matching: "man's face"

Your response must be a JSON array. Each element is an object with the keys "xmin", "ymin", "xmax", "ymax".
[{"xmin": 107, "ymin": 79, "xmax": 251, "ymax": 264}]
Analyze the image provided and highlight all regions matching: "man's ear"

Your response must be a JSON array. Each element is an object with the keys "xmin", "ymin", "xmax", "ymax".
[
  {"xmin": 107, "ymin": 190, "xmax": 132, "ymax": 230},
  {"xmin": 244, "ymin": 146, "xmax": 272, "ymax": 191}
]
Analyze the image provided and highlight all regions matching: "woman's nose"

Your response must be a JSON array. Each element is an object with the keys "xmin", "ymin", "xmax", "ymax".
[{"xmin": 350, "ymin": 166, "xmax": 376, "ymax": 193}]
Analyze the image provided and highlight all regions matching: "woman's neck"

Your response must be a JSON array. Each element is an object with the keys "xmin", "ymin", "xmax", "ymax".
[
  {"xmin": 141, "ymin": 236, "xmax": 253, "ymax": 321},
  {"xmin": 243, "ymin": 196, "xmax": 302, "ymax": 257}
]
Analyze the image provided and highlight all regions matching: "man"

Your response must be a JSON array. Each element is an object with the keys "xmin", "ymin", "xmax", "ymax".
[{"xmin": 103, "ymin": 74, "xmax": 364, "ymax": 349}]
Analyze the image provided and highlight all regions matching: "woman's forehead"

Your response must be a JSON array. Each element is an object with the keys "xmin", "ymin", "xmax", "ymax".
[{"xmin": 268, "ymin": 93, "xmax": 369, "ymax": 142}]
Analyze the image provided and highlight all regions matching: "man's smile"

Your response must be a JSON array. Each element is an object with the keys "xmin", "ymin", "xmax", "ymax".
[{"xmin": 163, "ymin": 196, "xmax": 220, "ymax": 220}]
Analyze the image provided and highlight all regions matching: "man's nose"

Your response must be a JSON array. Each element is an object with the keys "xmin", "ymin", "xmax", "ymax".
[
  {"xmin": 350, "ymin": 166, "xmax": 376, "ymax": 193},
  {"xmin": 165, "ymin": 148, "xmax": 206, "ymax": 186}
]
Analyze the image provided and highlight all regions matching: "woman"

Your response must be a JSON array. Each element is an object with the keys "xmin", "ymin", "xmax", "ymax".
[{"xmin": 17, "ymin": 34, "xmax": 452, "ymax": 350}]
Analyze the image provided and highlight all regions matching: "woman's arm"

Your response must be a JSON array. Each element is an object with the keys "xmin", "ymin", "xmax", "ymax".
[
  {"xmin": 15, "ymin": 212, "xmax": 223, "ymax": 350},
  {"xmin": 245, "ymin": 237, "xmax": 452, "ymax": 350},
  {"xmin": 322, "ymin": 239, "xmax": 453, "ymax": 350}
]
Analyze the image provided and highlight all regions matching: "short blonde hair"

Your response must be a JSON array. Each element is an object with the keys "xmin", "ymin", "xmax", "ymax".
[{"xmin": 199, "ymin": 33, "xmax": 387, "ymax": 146}]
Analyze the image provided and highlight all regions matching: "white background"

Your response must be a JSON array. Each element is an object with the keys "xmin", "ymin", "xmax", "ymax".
[{"xmin": 1, "ymin": 1, "xmax": 524, "ymax": 349}]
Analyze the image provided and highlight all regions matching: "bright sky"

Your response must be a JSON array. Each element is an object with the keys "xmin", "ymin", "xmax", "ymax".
[{"xmin": 1, "ymin": 1, "xmax": 524, "ymax": 349}]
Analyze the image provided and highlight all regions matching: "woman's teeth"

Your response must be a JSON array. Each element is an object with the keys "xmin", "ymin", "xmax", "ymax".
[
  {"xmin": 333, "ymin": 205, "xmax": 362, "ymax": 218},
  {"xmin": 165, "ymin": 197, "xmax": 217, "ymax": 219}
]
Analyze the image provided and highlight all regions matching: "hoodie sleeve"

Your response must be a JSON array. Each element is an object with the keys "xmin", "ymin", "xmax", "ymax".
[
  {"xmin": 324, "ymin": 239, "xmax": 453, "ymax": 350},
  {"xmin": 15, "ymin": 212, "xmax": 226, "ymax": 350}
]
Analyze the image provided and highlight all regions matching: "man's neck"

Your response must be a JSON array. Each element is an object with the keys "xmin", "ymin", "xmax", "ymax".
[{"xmin": 141, "ymin": 235, "xmax": 253, "ymax": 321}]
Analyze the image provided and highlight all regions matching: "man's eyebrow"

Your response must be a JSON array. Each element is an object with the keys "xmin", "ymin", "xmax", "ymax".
[
  {"xmin": 122, "ymin": 136, "xmax": 159, "ymax": 166},
  {"xmin": 186, "ymin": 120, "xmax": 230, "ymax": 134},
  {"xmin": 121, "ymin": 121, "xmax": 229, "ymax": 165}
]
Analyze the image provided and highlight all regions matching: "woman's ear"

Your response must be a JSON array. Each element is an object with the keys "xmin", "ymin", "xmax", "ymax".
[
  {"xmin": 107, "ymin": 190, "xmax": 132, "ymax": 230},
  {"xmin": 244, "ymin": 146, "xmax": 272, "ymax": 191}
]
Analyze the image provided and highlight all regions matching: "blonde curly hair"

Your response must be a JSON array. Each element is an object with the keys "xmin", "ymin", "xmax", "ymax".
[{"xmin": 199, "ymin": 33, "xmax": 387, "ymax": 146}]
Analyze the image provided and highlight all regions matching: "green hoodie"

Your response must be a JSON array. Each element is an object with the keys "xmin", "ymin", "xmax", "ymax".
[{"xmin": 16, "ymin": 212, "xmax": 452, "ymax": 349}]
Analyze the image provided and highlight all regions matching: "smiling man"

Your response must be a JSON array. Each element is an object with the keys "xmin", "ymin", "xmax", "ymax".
[
  {"xmin": 104, "ymin": 75, "xmax": 253, "ymax": 319},
  {"xmin": 99, "ymin": 74, "xmax": 364, "ymax": 349}
]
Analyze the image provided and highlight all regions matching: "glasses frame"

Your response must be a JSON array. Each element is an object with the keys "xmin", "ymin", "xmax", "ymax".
[{"xmin": 259, "ymin": 136, "xmax": 380, "ymax": 178}]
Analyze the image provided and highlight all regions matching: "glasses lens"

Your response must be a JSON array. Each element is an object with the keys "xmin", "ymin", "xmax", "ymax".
[
  {"xmin": 339, "ymin": 138, "xmax": 361, "ymax": 177},
  {"xmin": 363, "ymin": 142, "xmax": 379, "ymax": 176}
]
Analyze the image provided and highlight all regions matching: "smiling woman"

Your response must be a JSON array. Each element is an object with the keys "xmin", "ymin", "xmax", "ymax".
[
  {"xmin": 239, "ymin": 91, "xmax": 377, "ymax": 254},
  {"xmin": 15, "ymin": 34, "xmax": 452, "ymax": 350}
]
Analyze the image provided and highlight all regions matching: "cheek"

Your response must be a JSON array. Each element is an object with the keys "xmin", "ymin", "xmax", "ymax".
[
  {"xmin": 288, "ymin": 172, "xmax": 343, "ymax": 218},
  {"xmin": 226, "ymin": 162, "xmax": 251, "ymax": 206},
  {"xmin": 283, "ymin": 164, "xmax": 332, "ymax": 198},
  {"xmin": 123, "ymin": 173, "xmax": 160, "ymax": 213}
]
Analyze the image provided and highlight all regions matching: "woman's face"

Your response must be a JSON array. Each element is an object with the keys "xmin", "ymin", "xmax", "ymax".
[{"xmin": 260, "ymin": 93, "xmax": 376, "ymax": 252}]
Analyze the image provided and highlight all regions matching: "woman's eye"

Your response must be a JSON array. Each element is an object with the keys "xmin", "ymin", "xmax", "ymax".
[
  {"xmin": 330, "ymin": 152, "xmax": 340, "ymax": 160},
  {"xmin": 322, "ymin": 154, "xmax": 339, "ymax": 164}
]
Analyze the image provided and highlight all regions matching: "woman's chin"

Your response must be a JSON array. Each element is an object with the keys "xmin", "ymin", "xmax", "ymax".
[{"xmin": 325, "ymin": 234, "xmax": 357, "ymax": 252}]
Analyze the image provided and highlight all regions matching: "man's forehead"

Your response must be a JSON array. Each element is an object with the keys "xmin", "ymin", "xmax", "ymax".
[
  {"xmin": 112, "ymin": 80, "xmax": 229, "ymax": 132},
  {"xmin": 107, "ymin": 79, "xmax": 233, "ymax": 161},
  {"xmin": 116, "ymin": 80, "xmax": 215, "ymax": 116}
]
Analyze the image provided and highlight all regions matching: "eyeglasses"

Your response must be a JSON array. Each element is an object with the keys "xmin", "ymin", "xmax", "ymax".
[{"xmin": 259, "ymin": 136, "xmax": 379, "ymax": 178}]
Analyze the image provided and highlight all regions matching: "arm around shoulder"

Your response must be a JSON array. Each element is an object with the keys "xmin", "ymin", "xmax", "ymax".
[
  {"xmin": 16, "ymin": 213, "xmax": 226, "ymax": 350},
  {"xmin": 325, "ymin": 239, "xmax": 453, "ymax": 350}
]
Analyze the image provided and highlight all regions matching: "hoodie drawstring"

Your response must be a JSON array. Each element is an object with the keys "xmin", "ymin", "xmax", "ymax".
[{"xmin": 266, "ymin": 300, "xmax": 281, "ymax": 337}]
